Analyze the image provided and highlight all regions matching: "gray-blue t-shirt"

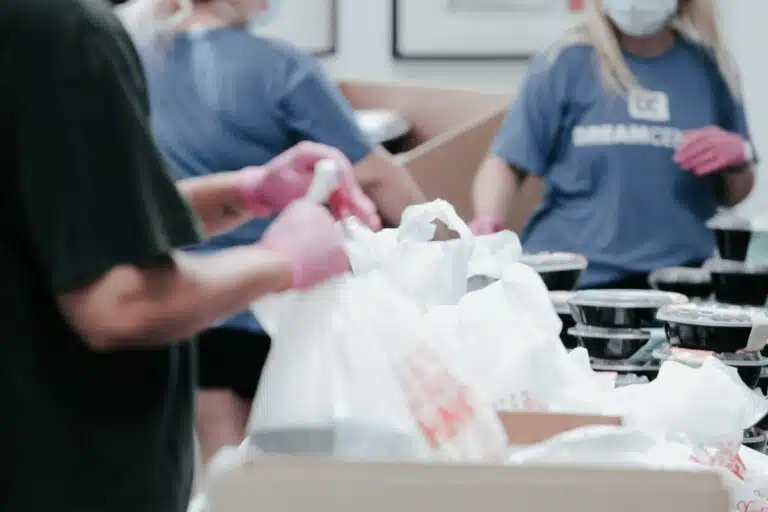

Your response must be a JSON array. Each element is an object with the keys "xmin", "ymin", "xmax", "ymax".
[
  {"xmin": 140, "ymin": 27, "xmax": 374, "ymax": 332},
  {"xmin": 492, "ymin": 36, "xmax": 754, "ymax": 288}
]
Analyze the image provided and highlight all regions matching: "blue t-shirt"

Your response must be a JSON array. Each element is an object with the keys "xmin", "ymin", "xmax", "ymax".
[
  {"xmin": 491, "ymin": 36, "xmax": 755, "ymax": 288},
  {"xmin": 140, "ymin": 27, "xmax": 375, "ymax": 332}
]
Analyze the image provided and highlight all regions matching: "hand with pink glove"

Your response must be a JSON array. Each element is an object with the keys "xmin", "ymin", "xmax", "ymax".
[
  {"xmin": 239, "ymin": 141, "xmax": 382, "ymax": 230},
  {"xmin": 469, "ymin": 214, "xmax": 505, "ymax": 235},
  {"xmin": 259, "ymin": 200, "xmax": 350, "ymax": 289},
  {"xmin": 674, "ymin": 126, "xmax": 752, "ymax": 176}
]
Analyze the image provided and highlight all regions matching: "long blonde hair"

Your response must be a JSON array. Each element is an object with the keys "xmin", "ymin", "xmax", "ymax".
[{"xmin": 561, "ymin": 0, "xmax": 741, "ymax": 99}]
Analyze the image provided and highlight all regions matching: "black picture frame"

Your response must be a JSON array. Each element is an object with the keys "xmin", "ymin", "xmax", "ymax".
[
  {"xmin": 312, "ymin": 0, "xmax": 339, "ymax": 57},
  {"xmin": 391, "ymin": 0, "xmax": 556, "ymax": 61}
]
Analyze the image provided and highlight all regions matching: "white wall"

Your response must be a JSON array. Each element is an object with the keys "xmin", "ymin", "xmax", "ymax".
[
  {"xmin": 320, "ymin": 0, "xmax": 528, "ymax": 91},
  {"xmin": 723, "ymin": 0, "xmax": 768, "ymax": 217},
  {"xmin": 320, "ymin": 0, "xmax": 767, "ymax": 215}
]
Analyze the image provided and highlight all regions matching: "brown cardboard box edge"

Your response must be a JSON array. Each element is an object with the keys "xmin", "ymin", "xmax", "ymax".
[
  {"xmin": 498, "ymin": 410, "xmax": 622, "ymax": 445},
  {"xmin": 208, "ymin": 412, "xmax": 729, "ymax": 512},
  {"xmin": 339, "ymin": 81, "xmax": 544, "ymax": 231}
]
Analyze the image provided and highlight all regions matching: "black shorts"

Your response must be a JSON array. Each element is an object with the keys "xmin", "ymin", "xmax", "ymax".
[{"xmin": 196, "ymin": 327, "xmax": 272, "ymax": 401}]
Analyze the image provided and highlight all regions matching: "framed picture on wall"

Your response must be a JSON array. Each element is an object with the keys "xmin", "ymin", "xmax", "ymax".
[
  {"xmin": 392, "ymin": 0, "xmax": 584, "ymax": 60},
  {"xmin": 251, "ymin": 0, "xmax": 338, "ymax": 56}
]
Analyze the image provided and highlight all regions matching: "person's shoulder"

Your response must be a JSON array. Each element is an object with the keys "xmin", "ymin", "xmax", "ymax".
[
  {"xmin": 531, "ymin": 41, "xmax": 595, "ymax": 75},
  {"xmin": 1, "ymin": 0, "xmax": 122, "ymax": 45},
  {"xmin": 231, "ymin": 32, "xmax": 312, "ymax": 66}
]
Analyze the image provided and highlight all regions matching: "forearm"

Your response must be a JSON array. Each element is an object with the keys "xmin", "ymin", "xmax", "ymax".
[
  {"xmin": 472, "ymin": 155, "xmax": 519, "ymax": 220},
  {"xmin": 59, "ymin": 246, "xmax": 293, "ymax": 351},
  {"xmin": 177, "ymin": 171, "xmax": 256, "ymax": 238},
  {"xmin": 355, "ymin": 149, "xmax": 427, "ymax": 226},
  {"xmin": 721, "ymin": 164, "xmax": 755, "ymax": 206}
]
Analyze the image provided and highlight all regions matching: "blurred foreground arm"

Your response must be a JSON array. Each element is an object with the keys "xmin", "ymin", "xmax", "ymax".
[{"xmin": 353, "ymin": 147, "xmax": 427, "ymax": 226}]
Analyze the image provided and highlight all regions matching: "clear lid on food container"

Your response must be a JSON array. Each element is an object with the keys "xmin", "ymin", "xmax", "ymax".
[
  {"xmin": 568, "ymin": 325, "xmax": 651, "ymax": 340},
  {"xmin": 656, "ymin": 302, "xmax": 756, "ymax": 327},
  {"xmin": 550, "ymin": 291, "xmax": 574, "ymax": 314},
  {"xmin": 706, "ymin": 212, "xmax": 754, "ymax": 231},
  {"xmin": 567, "ymin": 289, "xmax": 688, "ymax": 309},
  {"xmin": 648, "ymin": 266, "xmax": 712, "ymax": 283},
  {"xmin": 744, "ymin": 428, "xmax": 766, "ymax": 442},
  {"xmin": 704, "ymin": 258, "xmax": 768, "ymax": 274},
  {"xmin": 652, "ymin": 345, "xmax": 767, "ymax": 367},
  {"xmin": 354, "ymin": 109, "xmax": 411, "ymax": 145},
  {"xmin": 590, "ymin": 359, "xmax": 660, "ymax": 372},
  {"xmin": 518, "ymin": 251, "xmax": 588, "ymax": 272}
]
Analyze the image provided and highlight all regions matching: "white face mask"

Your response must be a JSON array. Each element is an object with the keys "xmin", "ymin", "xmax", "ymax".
[
  {"xmin": 602, "ymin": 0, "xmax": 678, "ymax": 37},
  {"xmin": 249, "ymin": 0, "xmax": 280, "ymax": 28}
]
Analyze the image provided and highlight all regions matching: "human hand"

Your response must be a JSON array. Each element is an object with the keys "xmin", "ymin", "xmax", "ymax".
[
  {"xmin": 259, "ymin": 200, "xmax": 350, "ymax": 289},
  {"xmin": 239, "ymin": 142, "xmax": 381, "ymax": 230},
  {"xmin": 674, "ymin": 126, "xmax": 749, "ymax": 176},
  {"xmin": 469, "ymin": 214, "xmax": 504, "ymax": 235}
]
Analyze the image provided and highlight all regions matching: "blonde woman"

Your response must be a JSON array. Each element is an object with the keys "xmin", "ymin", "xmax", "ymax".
[{"xmin": 471, "ymin": 0, "xmax": 756, "ymax": 289}]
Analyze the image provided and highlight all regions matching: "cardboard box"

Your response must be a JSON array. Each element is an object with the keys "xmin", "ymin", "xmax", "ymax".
[
  {"xmin": 206, "ymin": 412, "xmax": 729, "ymax": 512},
  {"xmin": 339, "ymin": 81, "xmax": 544, "ymax": 232}
]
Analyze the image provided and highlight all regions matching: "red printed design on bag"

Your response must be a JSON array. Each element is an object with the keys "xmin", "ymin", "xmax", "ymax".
[
  {"xmin": 395, "ymin": 346, "xmax": 477, "ymax": 451},
  {"xmin": 689, "ymin": 441, "xmax": 746, "ymax": 480}
]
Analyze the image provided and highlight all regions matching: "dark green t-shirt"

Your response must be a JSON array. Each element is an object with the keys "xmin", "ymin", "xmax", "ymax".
[{"xmin": 0, "ymin": 1, "xmax": 202, "ymax": 511}]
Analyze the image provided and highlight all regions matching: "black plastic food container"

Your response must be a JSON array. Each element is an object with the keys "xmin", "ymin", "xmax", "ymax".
[
  {"xmin": 707, "ymin": 214, "xmax": 758, "ymax": 262},
  {"xmin": 519, "ymin": 252, "xmax": 588, "ymax": 291},
  {"xmin": 590, "ymin": 359, "xmax": 660, "ymax": 382},
  {"xmin": 648, "ymin": 267, "xmax": 712, "ymax": 299},
  {"xmin": 568, "ymin": 325, "xmax": 651, "ymax": 360},
  {"xmin": 706, "ymin": 259, "xmax": 768, "ymax": 307},
  {"xmin": 656, "ymin": 303, "xmax": 755, "ymax": 353},
  {"xmin": 551, "ymin": 291, "xmax": 578, "ymax": 349},
  {"xmin": 743, "ymin": 428, "xmax": 767, "ymax": 453},
  {"xmin": 568, "ymin": 289, "xmax": 688, "ymax": 329},
  {"xmin": 652, "ymin": 345, "xmax": 766, "ymax": 389}
]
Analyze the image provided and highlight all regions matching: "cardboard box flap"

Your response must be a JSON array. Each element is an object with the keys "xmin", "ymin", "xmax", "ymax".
[
  {"xmin": 339, "ymin": 81, "xmax": 509, "ymax": 142},
  {"xmin": 208, "ymin": 457, "xmax": 728, "ymax": 512}
]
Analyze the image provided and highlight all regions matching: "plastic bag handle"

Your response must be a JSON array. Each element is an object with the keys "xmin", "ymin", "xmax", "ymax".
[
  {"xmin": 304, "ymin": 159, "xmax": 340, "ymax": 204},
  {"xmin": 397, "ymin": 199, "xmax": 474, "ymax": 243}
]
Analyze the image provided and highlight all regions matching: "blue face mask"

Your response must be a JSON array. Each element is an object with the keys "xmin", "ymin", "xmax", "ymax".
[
  {"xmin": 249, "ymin": 0, "xmax": 280, "ymax": 27},
  {"xmin": 603, "ymin": 0, "xmax": 677, "ymax": 37}
]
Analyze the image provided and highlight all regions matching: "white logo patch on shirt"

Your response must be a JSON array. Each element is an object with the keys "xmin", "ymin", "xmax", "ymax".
[
  {"xmin": 628, "ymin": 90, "xmax": 670, "ymax": 122},
  {"xmin": 572, "ymin": 123, "xmax": 683, "ymax": 148}
]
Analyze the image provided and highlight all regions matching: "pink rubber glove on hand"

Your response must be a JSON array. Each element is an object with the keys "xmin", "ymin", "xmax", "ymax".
[
  {"xmin": 674, "ymin": 126, "xmax": 749, "ymax": 176},
  {"xmin": 260, "ymin": 200, "xmax": 350, "ymax": 289},
  {"xmin": 239, "ymin": 141, "xmax": 381, "ymax": 230},
  {"xmin": 469, "ymin": 214, "xmax": 504, "ymax": 235}
]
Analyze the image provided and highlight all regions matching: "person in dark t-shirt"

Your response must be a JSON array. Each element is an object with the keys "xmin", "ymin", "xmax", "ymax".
[{"xmin": 0, "ymin": 1, "xmax": 375, "ymax": 511}]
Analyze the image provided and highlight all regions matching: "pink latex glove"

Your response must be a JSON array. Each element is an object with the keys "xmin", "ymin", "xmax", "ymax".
[
  {"xmin": 239, "ymin": 141, "xmax": 382, "ymax": 230},
  {"xmin": 674, "ymin": 126, "xmax": 749, "ymax": 176},
  {"xmin": 469, "ymin": 214, "xmax": 504, "ymax": 235},
  {"xmin": 260, "ymin": 200, "xmax": 350, "ymax": 289}
]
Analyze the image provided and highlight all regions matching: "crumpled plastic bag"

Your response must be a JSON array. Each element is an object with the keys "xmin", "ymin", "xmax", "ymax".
[
  {"xmin": 249, "ymin": 270, "xmax": 508, "ymax": 463},
  {"xmin": 344, "ymin": 199, "xmax": 522, "ymax": 307}
]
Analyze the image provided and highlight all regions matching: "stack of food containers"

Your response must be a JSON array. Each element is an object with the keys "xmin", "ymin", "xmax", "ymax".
[
  {"xmin": 654, "ymin": 302, "xmax": 768, "ymax": 453},
  {"xmin": 518, "ymin": 252, "xmax": 588, "ymax": 350},
  {"xmin": 565, "ymin": 290, "xmax": 688, "ymax": 384}
]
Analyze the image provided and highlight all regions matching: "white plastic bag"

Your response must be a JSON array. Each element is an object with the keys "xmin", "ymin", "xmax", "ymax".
[
  {"xmin": 345, "ymin": 200, "xmax": 476, "ymax": 308},
  {"xmin": 248, "ymin": 271, "xmax": 508, "ymax": 463}
]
